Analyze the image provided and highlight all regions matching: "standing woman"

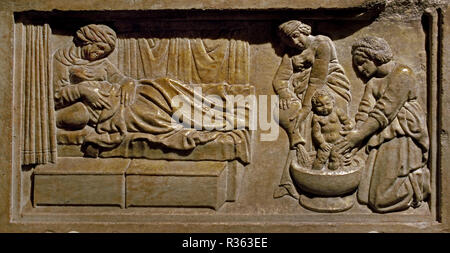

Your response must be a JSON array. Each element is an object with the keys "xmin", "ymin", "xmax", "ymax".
[
  {"xmin": 336, "ymin": 36, "xmax": 430, "ymax": 213},
  {"xmin": 273, "ymin": 20, "xmax": 351, "ymax": 166}
]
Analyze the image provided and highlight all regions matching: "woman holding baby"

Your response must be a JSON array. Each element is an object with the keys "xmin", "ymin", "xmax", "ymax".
[
  {"xmin": 54, "ymin": 24, "xmax": 246, "ymax": 155},
  {"xmin": 274, "ymin": 20, "xmax": 351, "ymax": 166},
  {"xmin": 274, "ymin": 22, "xmax": 430, "ymax": 213},
  {"xmin": 273, "ymin": 20, "xmax": 352, "ymax": 198}
]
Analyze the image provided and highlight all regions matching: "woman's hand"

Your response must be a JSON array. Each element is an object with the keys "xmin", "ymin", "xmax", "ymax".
[
  {"xmin": 78, "ymin": 85, "xmax": 111, "ymax": 110},
  {"xmin": 120, "ymin": 80, "xmax": 137, "ymax": 107},
  {"xmin": 335, "ymin": 130, "xmax": 365, "ymax": 156},
  {"xmin": 320, "ymin": 142, "xmax": 332, "ymax": 152}
]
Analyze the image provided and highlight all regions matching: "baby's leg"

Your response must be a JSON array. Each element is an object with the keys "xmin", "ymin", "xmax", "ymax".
[
  {"xmin": 312, "ymin": 147, "xmax": 330, "ymax": 170},
  {"xmin": 329, "ymin": 144, "xmax": 343, "ymax": 170}
]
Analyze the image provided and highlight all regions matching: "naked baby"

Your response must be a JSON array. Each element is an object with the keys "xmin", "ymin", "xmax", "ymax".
[{"xmin": 311, "ymin": 89, "xmax": 353, "ymax": 170}]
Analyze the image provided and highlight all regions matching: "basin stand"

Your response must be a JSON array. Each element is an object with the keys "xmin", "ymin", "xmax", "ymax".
[{"xmin": 299, "ymin": 192, "xmax": 355, "ymax": 213}]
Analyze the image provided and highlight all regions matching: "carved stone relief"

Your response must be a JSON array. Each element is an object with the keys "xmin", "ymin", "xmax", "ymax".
[
  {"xmin": 272, "ymin": 20, "xmax": 360, "ymax": 212},
  {"xmin": 273, "ymin": 21, "xmax": 430, "ymax": 213},
  {"xmin": 1, "ymin": 0, "xmax": 449, "ymax": 233},
  {"xmin": 23, "ymin": 22, "xmax": 253, "ymax": 210}
]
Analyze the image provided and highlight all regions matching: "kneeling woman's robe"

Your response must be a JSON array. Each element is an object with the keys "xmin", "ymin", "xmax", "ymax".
[{"xmin": 355, "ymin": 63, "xmax": 430, "ymax": 213}]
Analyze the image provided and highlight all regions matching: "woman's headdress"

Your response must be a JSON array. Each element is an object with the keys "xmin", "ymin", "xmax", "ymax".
[
  {"xmin": 278, "ymin": 20, "xmax": 312, "ymax": 37},
  {"xmin": 75, "ymin": 24, "xmax": 117, "ymax": 50}
]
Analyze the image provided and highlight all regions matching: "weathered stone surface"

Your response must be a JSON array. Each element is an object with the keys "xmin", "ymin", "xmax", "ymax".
[
  {"xmin": 34, "ymin": 158, "xmax": 128, "ymax": 207},
  {"xmin": 0, "ymin": 0, "xmax": 448, "ymax": 234},
  {"xmin": 226, "ymin": 160, "xmax": 245, "ymax": 202},
  {"xmin": 34, "ymin": 175, "xmax": 125, "ymax": 207},
  {"xmin": 0, "ymin": 0, "xmax": 374, "ymax": 11},
  {"xmin": 126, "ymin": 160, "xmax": 227, "ymax": 209},
  {"xmin": 440, "ymin": 4, "xmax": 450, "ymax": 228}
]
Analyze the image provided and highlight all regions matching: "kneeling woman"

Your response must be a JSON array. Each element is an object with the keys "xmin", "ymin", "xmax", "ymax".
[{"xmin": 336, "ymin": 36, "xmax": 430, "ymax": 213}]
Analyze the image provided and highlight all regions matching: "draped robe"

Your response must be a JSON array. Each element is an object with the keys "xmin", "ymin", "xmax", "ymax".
[{"xmin": 53, "ymin": 45, "xmax": 250, "ymax": 152}]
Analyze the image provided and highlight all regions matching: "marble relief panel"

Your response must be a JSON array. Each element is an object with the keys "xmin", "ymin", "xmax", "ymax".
[{"xmin": 6, "ymin": 4, "xmax": 446, "ymax": 231}]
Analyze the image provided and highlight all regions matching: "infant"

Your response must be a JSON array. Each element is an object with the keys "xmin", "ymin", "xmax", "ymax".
[
  {"xmin": 311, "ymin": 89, "xmax": 353, "ymax": 170},
  {"xmin": 69, "ymin": 65, "xmax": 119, "ymax": 95}
]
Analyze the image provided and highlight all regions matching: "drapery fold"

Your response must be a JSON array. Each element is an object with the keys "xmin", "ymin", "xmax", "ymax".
[
  {"xmin": 17, "ymin": 24, "xmax": 249, "ymax": 165},
  {"xmin": 117, "ymin": 36, "xmax": 249, "ymax": 84},
  {"xmin": 20, "ymin": 23, "xmax": 56, "ymax": 165}
]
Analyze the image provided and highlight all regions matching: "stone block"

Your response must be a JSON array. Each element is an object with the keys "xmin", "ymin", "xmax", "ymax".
[
  {"xmin": 226, "ymin": 160, "xmax": 245, "ymax": 202},
  {"xmin": 126, "ymin": 160, "xmax": 227, "ymax": 210},
  {"xmin": 34, "ymin": 158, "xmax": 129, "ymax": 207}
]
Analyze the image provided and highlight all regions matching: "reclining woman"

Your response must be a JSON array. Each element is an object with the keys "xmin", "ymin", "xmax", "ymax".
[{"xmin": 54, "ymin": 24, "xmax": 246, "ymax": 156}]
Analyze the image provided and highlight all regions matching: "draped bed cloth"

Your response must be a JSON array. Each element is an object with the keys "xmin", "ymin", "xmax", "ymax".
[
  {"xmin": 56, "ymin": 80, "xmax": 253, "ymax": 164},
  {"xmin": 55, "ymin": 35, "xmax": 252, "ymax": 163},
  {"xmin": 17, "ymin": 23, "xmax": 57, "ymax": 165},
  {"xmin": 116, "ymin": 37, "xmax": 249, "ymax": 85}
]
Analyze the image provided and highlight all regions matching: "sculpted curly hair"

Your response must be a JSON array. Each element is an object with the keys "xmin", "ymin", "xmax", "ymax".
[
  {"xmin": 351, "ymin": 36, "xmax": 393, "ymax": 66},
  {"xmin": 311, "ymin": 88, "xmax": 334, "ymax": 108}
]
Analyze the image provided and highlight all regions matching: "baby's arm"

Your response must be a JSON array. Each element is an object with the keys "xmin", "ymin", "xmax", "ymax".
[
  {"xmin": 312, "ymin": 116, "xmax": 332, "ymax": 152},
  {"xmin": 336, "ymin": 108, "xmax": 354, "ymax": 131}
]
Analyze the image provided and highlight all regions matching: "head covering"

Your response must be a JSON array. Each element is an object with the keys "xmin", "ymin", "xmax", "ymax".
[
  {"xmin": 278, "ymin": 20, "xmax": 312, "ymax": 37},
  {"xmin": 74, "ymin": 24, "xmax": 117, "ymax": 50},
  {"xmin": 55, "ymin": 24, "xmax": 117, "ymax": 66},
  {"xmin": 351, "ymin": 36, "xmax": 393, "ymax": 65}
]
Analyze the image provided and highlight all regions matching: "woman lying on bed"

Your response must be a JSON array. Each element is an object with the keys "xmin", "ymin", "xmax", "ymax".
[{"xmin": 54, "ymin": 24, "xmax": 248, "ymax": 156}]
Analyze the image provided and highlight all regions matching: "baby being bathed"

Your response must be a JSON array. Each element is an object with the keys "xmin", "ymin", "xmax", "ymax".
[{"xmin": 311, "ymin": 89, "xmax": 353, "ymax": 170}]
